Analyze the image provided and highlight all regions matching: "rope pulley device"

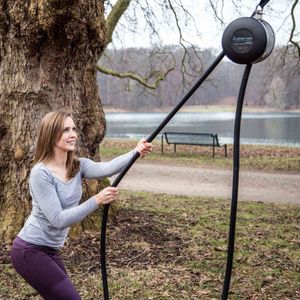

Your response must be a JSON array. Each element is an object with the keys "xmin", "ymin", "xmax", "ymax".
[
  {"xmin": 222, "ymin": 15, "xmax": 275, "ymax": 64},
  {"xmin": 99, "ymin": 1, "xmax": 274, "ymax": 299}
]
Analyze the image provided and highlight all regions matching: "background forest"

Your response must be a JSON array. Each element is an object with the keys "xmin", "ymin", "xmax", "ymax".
[{"xmin": 98, "ymin": 46, "xmax": 300, "ymax": 111}]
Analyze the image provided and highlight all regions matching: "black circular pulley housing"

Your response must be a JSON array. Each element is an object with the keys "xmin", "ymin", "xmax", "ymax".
[{"xmin": 222, "ymin": 17, "xmax": 275, "ymax": 64}]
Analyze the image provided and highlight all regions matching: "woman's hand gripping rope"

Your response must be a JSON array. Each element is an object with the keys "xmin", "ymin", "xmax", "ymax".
[{"xmin": 135, "ymin": 138, "xmax": 153, "ymax": 158}]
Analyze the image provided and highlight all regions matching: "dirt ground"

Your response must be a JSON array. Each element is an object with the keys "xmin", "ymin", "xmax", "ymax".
[{"xmin": 111, "ymin": 160, "xmax": 300, "ymax": 204}]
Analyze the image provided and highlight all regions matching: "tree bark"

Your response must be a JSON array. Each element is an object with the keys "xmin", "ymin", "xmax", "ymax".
[{"xmin": 0, "ymin": 0, "xmax": 107, "ymax": 241}]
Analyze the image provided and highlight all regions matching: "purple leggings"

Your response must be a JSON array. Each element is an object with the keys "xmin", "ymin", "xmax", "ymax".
[{"xmin": 11, "ymin": 236, "xmax": 81, "ymax": 300}]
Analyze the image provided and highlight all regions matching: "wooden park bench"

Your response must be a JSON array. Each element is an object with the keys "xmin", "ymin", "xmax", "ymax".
[{"xmin": 161, "ymin": 132, "xmax": 227, "ymax": 158}]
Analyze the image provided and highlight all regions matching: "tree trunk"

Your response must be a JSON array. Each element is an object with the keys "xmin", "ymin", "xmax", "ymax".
[{"xmin": 0, "ymin": 0, "xmax": 107, "ymax": 242}]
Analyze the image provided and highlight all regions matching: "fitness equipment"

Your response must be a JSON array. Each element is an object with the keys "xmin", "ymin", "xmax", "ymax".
[
  {"xmin": 222, "ymin": 15, "xmax": 275, "ymax": 64},
  {"xmin": 99, "ymin": 1, "xmax": 274, "ymax": 299}
]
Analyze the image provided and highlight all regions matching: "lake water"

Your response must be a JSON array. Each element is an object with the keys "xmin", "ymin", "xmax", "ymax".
[{"xmin": 105, "ymin": 112, "xmax": 300, "ymax": 147}]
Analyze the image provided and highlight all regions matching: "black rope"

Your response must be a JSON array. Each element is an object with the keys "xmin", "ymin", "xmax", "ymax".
[
  {"xmin": 221, "ymin": 64, "xmax": 253, "ymax": 300},
  {"xmin": 100, "ymin": 2, "xmax": 273, "ymax": 296},
  {"xmin": 100, "ymin": 51, "xmax": 225, "ymax": 300}
]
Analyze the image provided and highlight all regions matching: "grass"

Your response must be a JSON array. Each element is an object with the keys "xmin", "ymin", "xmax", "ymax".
[
  {"xmin": 1, "ymin": 191, "xmax": 299, "ymax": 299},
  {"xmin": 100, "ymin": 139, "xmax": 300, "ymax": 172},
  {"xmin": 1, "ymin": 139, "xmax": 298, "ymax": 299}
]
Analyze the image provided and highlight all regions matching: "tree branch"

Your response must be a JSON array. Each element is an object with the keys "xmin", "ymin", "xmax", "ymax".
[
  {"xmin": 166, "ymin": 0, "xmax": 203, "ymax": 86},
  {"xmin": 208, "ymin": 0, "xmax": 225, "ymax": 26},
  {"xmin": 288, "ymin": 0, "xmax": 300, "ymax": 58},
  {"xmin": 105, "ymin": 0, "xmax": 132, "ymax": 46},
  {"xmin": 97, "ymin": 64, "xmax": 175, "ymax": 89}
]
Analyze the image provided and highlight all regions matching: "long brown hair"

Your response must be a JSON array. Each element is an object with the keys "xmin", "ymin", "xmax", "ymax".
[{"xmin": 34, "ymin": 111, "xmax": 80, "ymax": 179}]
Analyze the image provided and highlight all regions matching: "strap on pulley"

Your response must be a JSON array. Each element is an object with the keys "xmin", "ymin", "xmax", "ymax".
[{"xmin": 258, "ymin": 0, "xmax": 271, "ymax": 9}]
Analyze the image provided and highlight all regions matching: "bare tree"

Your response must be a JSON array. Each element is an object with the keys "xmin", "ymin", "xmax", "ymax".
[
  {"xmin": 0, "ymin": 1, "xmax": 107, "ymax": 241},
  {"xmin": 99, "ymin": 0, "xmax": 299, "ymax": 103},
  {"xmin": 264, "ymin": 75, "xmax": 287, "ymax": 109},
  {"xmin": 99, "ymin": 0, "xmax": 204, "ymax": 90}
]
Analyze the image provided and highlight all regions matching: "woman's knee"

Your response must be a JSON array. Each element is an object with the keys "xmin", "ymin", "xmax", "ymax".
[{"xmin": 50, "ymin": 278, "xmax": 81, "ymax": 300}]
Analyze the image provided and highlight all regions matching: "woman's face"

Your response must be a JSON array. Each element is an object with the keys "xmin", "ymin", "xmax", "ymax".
[{"xmin": 54, "ymin": 117, "xmax": 77, "ymax": 153}]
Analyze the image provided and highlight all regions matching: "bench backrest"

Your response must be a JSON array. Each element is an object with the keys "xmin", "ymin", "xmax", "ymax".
[{"xmin": 164, "ymin": 132, "xmax": 219, "ymax": 146}]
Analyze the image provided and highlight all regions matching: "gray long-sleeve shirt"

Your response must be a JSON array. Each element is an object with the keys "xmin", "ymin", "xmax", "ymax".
[{"xmin": 18, "ymin": 150, "xmax": 135, "ymax": 249}]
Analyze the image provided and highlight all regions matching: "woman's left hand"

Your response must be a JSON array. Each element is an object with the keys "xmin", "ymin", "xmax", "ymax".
[{"xmin": 135, "ymin": 138, "xmax": 153, "ymax": 158}]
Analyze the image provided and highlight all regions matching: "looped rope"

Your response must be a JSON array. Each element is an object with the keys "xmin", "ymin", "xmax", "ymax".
[
  {"xmin": 100, "ymin": 52, "xmax": 226, "ymax": 300},
  {"xmin": 100, "ymin": 2, "xmax": 273, "ymax": 299}
]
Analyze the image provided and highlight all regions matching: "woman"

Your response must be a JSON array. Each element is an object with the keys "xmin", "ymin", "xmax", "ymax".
[{"xmin": 10, "ymin": 111, "xmax": 153, "ymax": 300}]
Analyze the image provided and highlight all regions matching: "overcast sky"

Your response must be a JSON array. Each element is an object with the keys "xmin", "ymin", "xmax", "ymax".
[{"xmin": 107, "ymin": 0, "xmax": 299, "ymax": 50}]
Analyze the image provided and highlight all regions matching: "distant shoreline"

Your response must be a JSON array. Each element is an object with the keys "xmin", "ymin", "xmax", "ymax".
[{"xmin": 103, "ymin": 105, "xmax": 300, "ymax": 113}]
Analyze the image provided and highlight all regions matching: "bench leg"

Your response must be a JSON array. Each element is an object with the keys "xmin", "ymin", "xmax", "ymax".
[
  {"xmin": 213, "ymin": 145, "xmax": 215, "ymax": 158},
  {"xmin": 174, "ymin": 144, "xmax": 177, "ymax": 153},
  {"xmin": 224, "ymin": 145, "xmax": 227, "ymax": 158},
  {"xmin": 161, "ymin": 135, "xmax": 164, "ymax": 154}
]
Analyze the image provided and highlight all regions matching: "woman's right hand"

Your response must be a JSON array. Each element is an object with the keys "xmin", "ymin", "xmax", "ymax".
[{"xmin": 94, "ymin": 186, "xmax": 118, "ymax": 205}]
